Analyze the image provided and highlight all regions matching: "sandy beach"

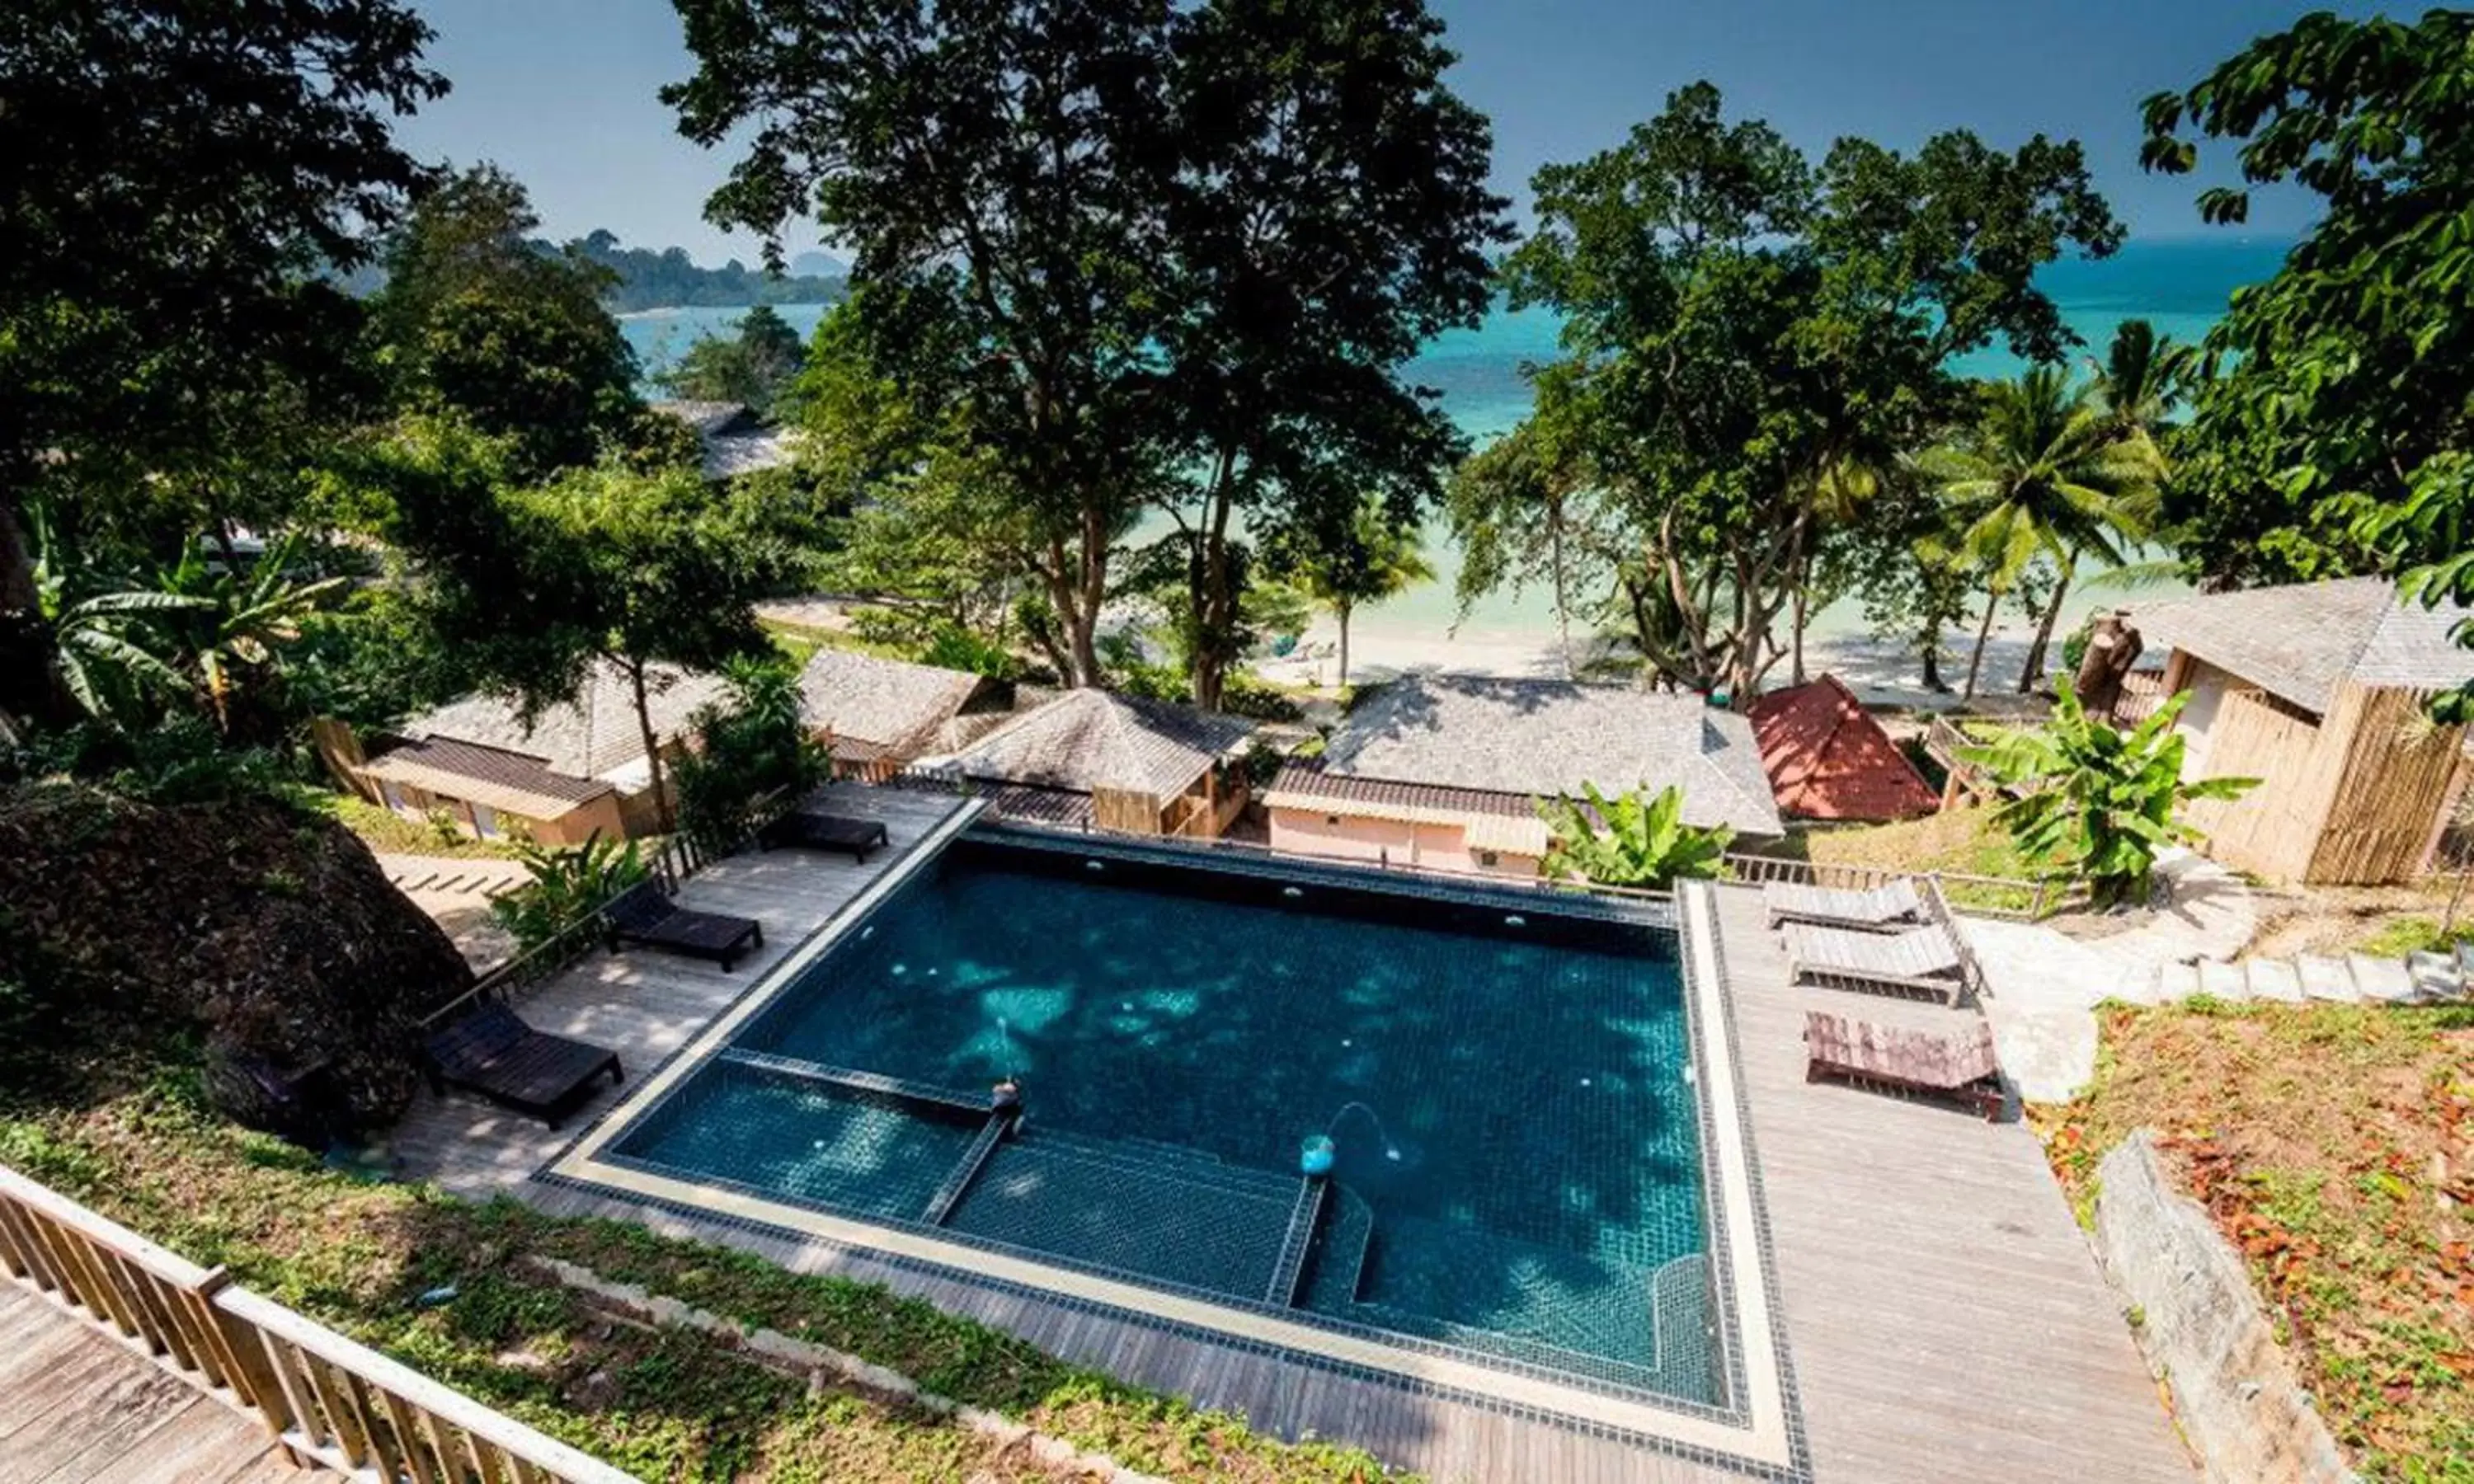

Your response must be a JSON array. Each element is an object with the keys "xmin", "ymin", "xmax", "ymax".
[{"xmin": 1252, "ymin": 612, "xmax": 2058, "ymax": 713}]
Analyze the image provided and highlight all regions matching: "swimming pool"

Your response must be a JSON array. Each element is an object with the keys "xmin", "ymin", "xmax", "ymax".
[{"xmin": 576, "ymin": 828, "xmax": 1738, "ymax": 1414}]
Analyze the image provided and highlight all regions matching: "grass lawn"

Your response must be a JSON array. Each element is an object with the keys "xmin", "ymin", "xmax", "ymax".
[
  {"xmin": 2036, "ymin": 1003, "xmax": 2474, "ymax": 1482},
  {"xmin": 0, "ymin": 1083, "xmax": 1400, "ymax": 1484},
  {"xmin": 1787, "ymin": 805, "xmax": 2057, "ymax": 914},
  {"xmin": 289, "ymin": 786, "xmax": 527, "ymax": 861}
]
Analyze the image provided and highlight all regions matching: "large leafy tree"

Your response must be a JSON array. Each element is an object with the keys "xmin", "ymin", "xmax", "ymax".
[
  {"xmin": 369, "ymin": 166, "xmax": 649, "ymax": 480},
  {"xmin": 1465, "ymin": 83, "xmax": 2123, "ymax": 704},
  {"xmin": 666, "ymin": 0, "xmax": 1505, "ymax": 703},
  {"xmin": 1145, "ymin": 0, "xmax": 1507, "ymax": 709},
  {"xmin": 1918, "ymin": 368, "xmax": 2161, "ymax": 698},
  {"xmin": 0, "ymin": 0, "xmax": 446, "ymax": 726},
  {"xmin": 2142, "ymin": 9, "xmax": 2474, "ymax": 588},
  {"xmin": 390, "ymin": 456, "xmax": 796, "ymax": 832},
  {"xmin": 667, "ymin": 0, "xmax": 1178, "ymax": 688}
]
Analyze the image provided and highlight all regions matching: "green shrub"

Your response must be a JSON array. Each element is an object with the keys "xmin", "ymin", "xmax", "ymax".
[
  {"xmin": 672, "ymin": 658, "xmax": 830, "ymax": 851},
  {"xmin": 1538, "ymin": 782, "xmax": 1733, "ymax": 889},
  {"xmin": 490, "ymin": 834, "xmax": 647, "ymax": 953}
]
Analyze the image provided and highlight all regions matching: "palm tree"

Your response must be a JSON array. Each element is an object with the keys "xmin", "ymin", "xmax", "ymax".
[
  {"xmin": 1291, "ymin": 498, "xmax": 1436, "ymax": 687},
  {"xmin": 2088, "ymin": 318, "xmax": 2195, "ymax": 443},
  {"xmin": 1919, "ymin": 368, "xmax": 2164, "ymax": 700}
]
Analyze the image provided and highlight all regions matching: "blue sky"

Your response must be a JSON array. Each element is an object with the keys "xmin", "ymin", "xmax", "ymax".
[{"xmin": 399, "ymin": 0, "xmax": 2373, "ymax": 265}]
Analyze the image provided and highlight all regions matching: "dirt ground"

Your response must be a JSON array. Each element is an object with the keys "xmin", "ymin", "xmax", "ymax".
[{"xmin": 2245, "ymin": 877, "xmax": 2474, "ymax": 960}]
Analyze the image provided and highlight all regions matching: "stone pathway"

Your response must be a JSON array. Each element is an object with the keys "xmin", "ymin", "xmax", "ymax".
[
  {"xmin": 1958, "ymin": 850, "xmax": 2262, "ymax": 1103},
  {"xmin": 375, "ymin": 852, "xmax": 529, "ymax": 973}
]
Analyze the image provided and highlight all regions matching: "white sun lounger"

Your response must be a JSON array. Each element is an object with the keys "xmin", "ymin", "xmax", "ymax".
[
  {"xmin": 1763, "ymin": 877, "xmax": 1926, "ymax": 930},
  {"xmin": 1783, "ymin": 921, "xmax": 1968, "ymax": 1004}
]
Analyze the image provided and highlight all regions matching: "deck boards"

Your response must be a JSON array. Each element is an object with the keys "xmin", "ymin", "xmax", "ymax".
[
  {"xmin": 392, "ymin": 800, "xmax": 2194, "ymax": 1484},
  {"xmin": 0, "ymin": 1284, "xmax": 340, "ymax": 1484}
]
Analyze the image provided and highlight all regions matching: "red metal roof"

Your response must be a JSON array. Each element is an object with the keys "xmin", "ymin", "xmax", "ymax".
[{"xmin": 1748, "ymin": 677, "xmax": 1940, "ymax": 822}]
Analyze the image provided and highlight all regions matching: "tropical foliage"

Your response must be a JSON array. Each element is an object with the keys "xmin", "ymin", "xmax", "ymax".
[
  {"xmin": 1918, "ymin": 366, "xmax": 2164, "ymax": 698},
  {"xmin": 668, "ymin": 0, "xmax": 1507, "ymax": 702},
  {"xmin": 490, "ymin": 832, "xmax": 650, "ymax": 954},
  {"xmin": 655, "ymin": 304, "xmax": 808, "ymax": 416},
  {"xmin": 2141, "ymin": 8, "xmax": 2474, "ymax": 591},
  {"xmin": 672, "ymin": 659, "xmax": 830, "ymax": 852},
  {"xmin": 1959, "ymin": 686, "xmax": 2253, "ymax": 908},
  {"xmin": 1277, "ymin": 498, "xmax": 1438, "ymax": 687},
  {"xmin": 1460, "ymin": 82, "xmax": 2122, "ymax": 703},
  {"xmin": 1537, "ymin": 782, "xmax": 1733, "ymax": 890}
]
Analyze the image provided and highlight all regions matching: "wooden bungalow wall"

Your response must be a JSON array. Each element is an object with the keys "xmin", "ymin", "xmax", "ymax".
[
  {"xmin": 2180, "ymin": 679, "xmax": 2467, "ymax": 885},
  {"xmin": 2180, "ymin": 685, "xmax": 2334, "ymax": 881},
  {"xmin": 2307, "ymin": 683, "xmax": 2470, "ymax": 884}
]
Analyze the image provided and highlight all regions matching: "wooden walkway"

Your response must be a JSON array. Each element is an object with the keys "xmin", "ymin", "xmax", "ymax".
[
  {"xmin": 393, "ymin": 802, "xmax": 2194, "ymax": 1484},
  {"xmin": 0, "ymin": 1284, "xmax": 336, "ymax": 1484}
]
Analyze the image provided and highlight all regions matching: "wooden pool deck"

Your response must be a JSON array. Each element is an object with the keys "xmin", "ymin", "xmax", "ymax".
[
  {"xmin": 390, "ymin": 802, "xmax": 2193, "ymax": 1484},
  {"xmin": 0, "ymin": 1283, "xmax": 339, "ymax": 1483}
]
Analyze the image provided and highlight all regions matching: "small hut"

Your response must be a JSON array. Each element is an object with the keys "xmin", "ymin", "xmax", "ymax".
[
  {"xmin": 950, "ymin": 689, "xmax": 1258, "ymax": 838},
  {"xmin": 2123, "ymin": 576, "xmax": 2474, "ymax": 885}
]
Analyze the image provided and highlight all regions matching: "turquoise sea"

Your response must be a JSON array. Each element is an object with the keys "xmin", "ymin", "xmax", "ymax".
[{"xmin": 622, "ymin": 237, "xmax": 2289, "ymax": 644}]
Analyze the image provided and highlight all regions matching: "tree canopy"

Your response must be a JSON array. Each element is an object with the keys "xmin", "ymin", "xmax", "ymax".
[
  {"xmin": 1, "ymin": 0, "xmax": 446, "ymax": 726},
  {"xmin": 656, "ymin": 305, "xmax": 808, "ymax": 415},
  {"xmin": 667, "ymin": 0, "xmax": 1507, "ymax": 701},
  {"xmin": 1460, "ymin": 82, "xmax": 2123, "ymax": 703},
  {"xmin": 369, "ymin": 166, "xmax": 653, "ymax": 480},
  {"xmin": 2142, "ymin": 8, "xmax": 2474, "ymax": 589}
]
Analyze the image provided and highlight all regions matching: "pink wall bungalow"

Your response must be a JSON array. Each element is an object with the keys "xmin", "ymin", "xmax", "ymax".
[{"xmin": 1264, "ymin": 675, "xmax": 1783, "ymax": 879}]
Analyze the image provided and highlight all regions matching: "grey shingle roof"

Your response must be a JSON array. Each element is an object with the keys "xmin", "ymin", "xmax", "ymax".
[
  {"xmin": 2131, "ymin": 576, "xmax": 2474, "ymax": 715},
  {"xmin": 795, "ymin": 649, "xmax": 995, "ymax": 755},
  {"xmin": 402, "ymin": 660, "xmax": 727, "ymax": 782},
  {"xmin": 954, "ymin": 689, "xmax": 1257, "ymax": 797},
  {"xmin": 1319, "ymin": 676, "xmax": 1784, "ymax": 836}
]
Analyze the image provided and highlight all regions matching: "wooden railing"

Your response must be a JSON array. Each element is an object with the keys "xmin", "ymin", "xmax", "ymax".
[
  {"xmin": 0, "ymin": 1162, "xmax": 636, "ymax": 1483},
  {"xmin": 1719, "ymin": 850, "xmax": 2081, "ymax": 921}
]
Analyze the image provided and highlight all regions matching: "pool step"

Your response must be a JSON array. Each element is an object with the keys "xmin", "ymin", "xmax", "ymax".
[
  {"xmin": 721, "ymin": 1048, "xmax": 989, "ymax": 1119},
  {"xmin": 1014, "ymin": 1128, "xmax": 1296, "ymax": 1200},
  {"xmin": 920, "ymin": 1108, "xmax": 1019, "ymax": 1228},
  {"xmin": 1263, "ymin": 1177, "xmax": 1329, "ymax": 1307},
  {"xmin": 1299, "ymin": 1182, "xmax": 1375, "ymax": 1310}
]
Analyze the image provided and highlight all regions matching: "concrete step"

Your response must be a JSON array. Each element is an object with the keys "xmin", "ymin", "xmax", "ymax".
[
  {"xmin": 2244, "ymin": 957, "xmax": 2305, "ymax": 1003},
  {"xmin": 2197, "ymin": 958, "xmax": 2251, "ymax": 1003},
  {"xmin": 2116, "ymin": 965, "xmax": 2171, "ymax": 1006},
  {"xmin": 2152, "ymin": 961, "xmax": 2203, "ymax": 1004},
  {"xmin": 2349, "ymin": 954, "xmax": 2418, "ymax": 1004},
  {"xmin": 2406, "ymin": 950, "xmax": 2469, "ymax": 1003},
  {"xmin": 2293, "ymin": 956, "xmax": 2361, "ymax": 1003}
]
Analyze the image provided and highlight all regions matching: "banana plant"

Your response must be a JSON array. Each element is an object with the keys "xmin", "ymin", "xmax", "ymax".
[
  {"xmin": 28, "ymin": 504, "xmax": 208, "ymax": 721},
  {"xmin": 154, "ymin": 532, "xmax": 349, "ymax": 728},
  {"xmin": 1537, "ymin": 782, "xmax": 1733, "ymax": 890}
]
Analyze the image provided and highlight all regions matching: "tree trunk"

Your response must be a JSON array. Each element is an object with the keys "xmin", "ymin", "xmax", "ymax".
[
  {"xmin": 1961, "ymin": 586, "xmax": 2001, "ymax": 702},
  {"xmin": 2016, "ymin": 558, "xmax": 2074, "ymax": 694},
  {"xmin": 1790, "ymin": 585, "xmax": 1808, "ymax": 688},
  {"xmin": 625, "ymin": 657, "xmax": 675, "ymax": 834},
  {"xmin": 1336, "ymin": 600, "xmax": 1352, "ymax": 688},
  {"xmin": 1920, "ymin": 632, "xmax": 1947, "ymax": 693}
]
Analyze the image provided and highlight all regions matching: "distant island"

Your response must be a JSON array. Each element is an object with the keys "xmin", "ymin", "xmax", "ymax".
[{"xmin": 568, "ymin": 230, "xmax": 846, "ymax": 312}]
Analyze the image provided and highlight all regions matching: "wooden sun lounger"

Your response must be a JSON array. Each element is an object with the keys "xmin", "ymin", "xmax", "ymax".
[
  {"xmin": 758, "ymin": 810, "xmax": 890, "ymax": 862},
  {"xmin": 424, "ymin": 1002, "xmax": 623, "ymax": 1128},
  {"xmin": 1783, "ymin": 921, "xmax": 1968, "ymax": 1004},
  {"xmin": 1804, "ymin": 1010, "xmax": 2005, "ymax": 1120},
  {"xmin": 1764, "ymin": 877, "xmax": 1926, "ymax": 930},
  {"xmin": 604, "ymin": 881, "xmax": 764, "ymax": 970}
]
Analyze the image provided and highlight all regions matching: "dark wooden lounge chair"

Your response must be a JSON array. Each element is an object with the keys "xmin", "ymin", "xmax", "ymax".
[
  {"xmin": 604, "ymin": 881, "xmax": 764, "ymax": 970},
  {"xmin": 1804, "ymin": 1010, "xmax": 2005, "ymax": 1120},
  {"xmin": 758, "ymin": 810, "xmax": 890, "ymax": 862},
  {"xmin": 423, "ymin": 1002, "xmax": 622, "ymax": 1127}
]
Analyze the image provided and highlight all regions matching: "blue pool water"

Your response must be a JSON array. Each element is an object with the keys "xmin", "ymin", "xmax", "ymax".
[{"xmin": 612, "ymin": 833, "xmax": 1716, "ymax": 1402}]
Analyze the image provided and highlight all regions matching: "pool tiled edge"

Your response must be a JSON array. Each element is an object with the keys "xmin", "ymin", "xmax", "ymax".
[{"xmin": 542, "ymin": 838, "xmax": 1803, "ymax": 1475}]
